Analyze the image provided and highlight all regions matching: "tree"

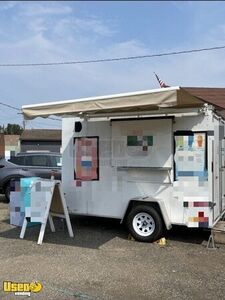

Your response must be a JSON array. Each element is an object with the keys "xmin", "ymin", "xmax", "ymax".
[{"xmin": 4, "ymin": 123, "xmax": 23, "ymax": 135}]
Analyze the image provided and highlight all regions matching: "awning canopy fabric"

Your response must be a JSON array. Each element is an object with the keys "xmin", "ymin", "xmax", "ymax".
[{"xmin": 22, "ymin": 86, "xmax": 205, "ymax": 120}]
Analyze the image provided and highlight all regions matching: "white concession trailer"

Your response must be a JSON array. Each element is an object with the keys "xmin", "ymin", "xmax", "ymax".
[{"xmin": 22, "ymin": 87, "xmax": 225, "ymax": 242}]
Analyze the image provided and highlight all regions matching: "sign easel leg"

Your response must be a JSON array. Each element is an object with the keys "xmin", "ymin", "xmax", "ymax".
[
  {"xmin": 58, "ymin": 185, "xmax": 74, "ymax": 237},
  {"xmin": 20, "ymin": 218, "xmax": 28, "ymax": 239},
  {"xmin": 48, "ymin": 214, "xmax": 55, "ymax": 232}
]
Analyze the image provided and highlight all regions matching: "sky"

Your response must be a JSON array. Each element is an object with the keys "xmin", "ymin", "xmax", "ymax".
[{"xmin": 1, "ymin": 1, "xmax": 225, "ymax": 129}]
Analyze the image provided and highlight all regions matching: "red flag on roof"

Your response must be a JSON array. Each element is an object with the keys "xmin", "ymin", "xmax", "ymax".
[{"xmin": 154, "ymin": 73, "xmax": 170, "ymax": 88}]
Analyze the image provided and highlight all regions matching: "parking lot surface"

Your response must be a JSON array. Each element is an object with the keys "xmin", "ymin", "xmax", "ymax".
[{"xmin": 0, "ymin": 196, "xmax": 225, "ymax": 300}]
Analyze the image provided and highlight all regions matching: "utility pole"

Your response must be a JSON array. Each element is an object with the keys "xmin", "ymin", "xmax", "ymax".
[{"xmin": 23, "ymin": 119, "xmax": 26, "ymax": 130}]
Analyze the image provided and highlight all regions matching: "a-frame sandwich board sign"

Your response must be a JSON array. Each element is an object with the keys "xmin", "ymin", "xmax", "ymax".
[{"xmin": 20, "ymin": 179, "xmax": 74, "ymax": 245}]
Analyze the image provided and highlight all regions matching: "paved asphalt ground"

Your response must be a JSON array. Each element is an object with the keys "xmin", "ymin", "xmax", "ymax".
[{"xmin": 0, "ymin": 195, "xmax": 225, "ymax": 300}]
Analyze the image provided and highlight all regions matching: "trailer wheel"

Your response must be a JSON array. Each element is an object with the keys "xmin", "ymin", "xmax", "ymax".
[{"xmin": 126, "ymin": 205, "xmax": 163, "ymax": 242}]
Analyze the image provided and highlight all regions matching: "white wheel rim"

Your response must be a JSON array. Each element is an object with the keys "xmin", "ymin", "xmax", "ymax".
[{"xmin": 132, "ymin": 212, "xmax": 155, "ymax": 237}]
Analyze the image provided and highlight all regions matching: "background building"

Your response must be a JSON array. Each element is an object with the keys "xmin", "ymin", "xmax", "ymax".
[
  {"xmin": 0, "ymin": 133, "xmax": 5, "ymax": 157},
  {"xmin": 4, "ymin": 135, "xmax": 20, "ymax": 159},
  {"xmin": 20, "ymin": 129, "xmax": 62, "ymax": 153}
]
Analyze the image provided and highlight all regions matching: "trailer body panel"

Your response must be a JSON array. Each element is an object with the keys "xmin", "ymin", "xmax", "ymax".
[{"xmin": 62, "ymin": 111, "xmax": 225, "ymax": 229}]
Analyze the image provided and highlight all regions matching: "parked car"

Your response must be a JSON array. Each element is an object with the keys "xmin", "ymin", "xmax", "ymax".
[{"xmin": 0, "ymin": 152, "xmax": 61, "ymax": 201}]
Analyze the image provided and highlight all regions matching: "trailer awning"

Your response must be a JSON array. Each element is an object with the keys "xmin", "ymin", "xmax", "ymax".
[{"xmin": 22, "ymin": 86, "xmax": 205, "ymax": 120}]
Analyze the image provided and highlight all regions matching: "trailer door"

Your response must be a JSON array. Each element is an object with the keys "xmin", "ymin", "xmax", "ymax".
[
  {"xmin": 213, "ymin": 123, "xmax": 225, "ymax": 220},
  {"xmin": 221, "ymin": 138, "xmax": 225, "ymax": 211}
]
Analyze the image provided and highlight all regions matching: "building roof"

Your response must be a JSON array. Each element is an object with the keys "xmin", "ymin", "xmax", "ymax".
[
  {"xmin": 184, "ymin": 87, "xmax": 225, "ymax": 118},
  {"xmin": 4, "ymin": 135, "xmax": 20, "ymax": 146},
  {"xmin": 184, "ymin": 87, "xmax": 225, "ymax": 109},
  {"xmin": 20, "ymin": 129, "xmax": 61, "ymax": 141}
]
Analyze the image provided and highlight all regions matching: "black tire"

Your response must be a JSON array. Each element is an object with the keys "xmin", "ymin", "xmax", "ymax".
[
  {"xmin": 4, "ymin": 181, "xmax": 11, "ymax": 203},
  {"xmin": 126, "ymin": 205, "xmax": 163, "ymax": 242}
]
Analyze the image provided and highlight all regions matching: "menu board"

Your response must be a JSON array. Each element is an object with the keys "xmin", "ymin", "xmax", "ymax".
[
  {"xmin": 74, "ymin": 137, "xmax": 99, "ymax": 181},
  {"xmin": 175, "ymin": 132, "xmax": 207, "ymax": 179}
]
